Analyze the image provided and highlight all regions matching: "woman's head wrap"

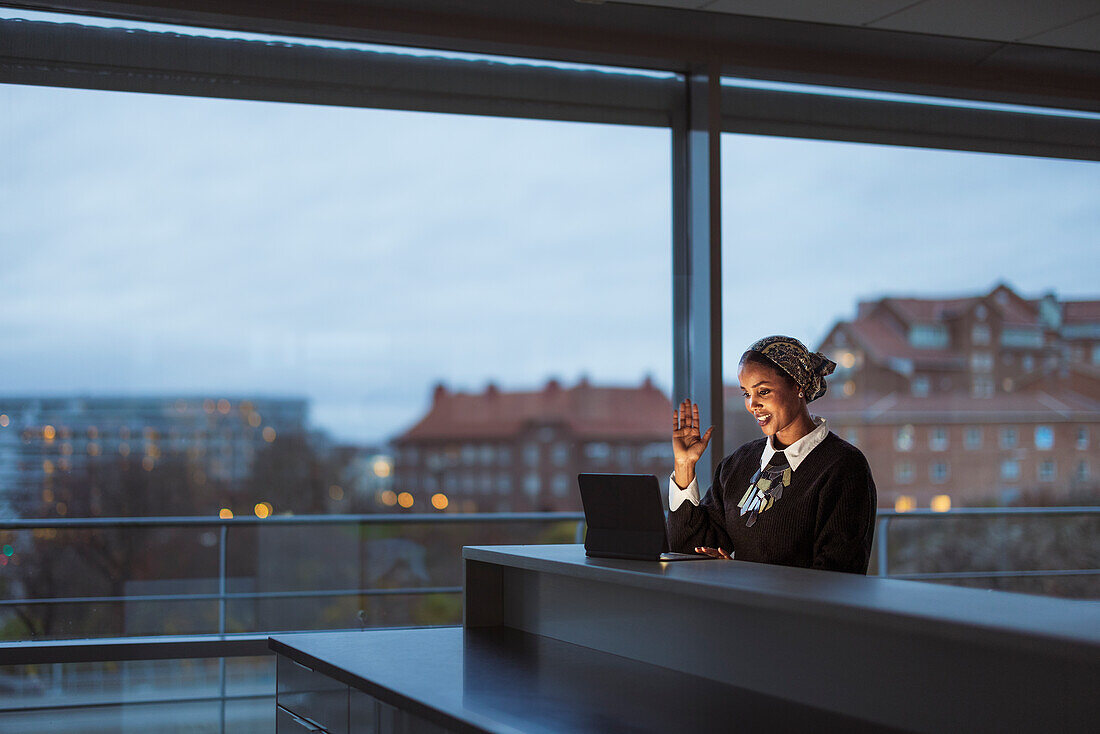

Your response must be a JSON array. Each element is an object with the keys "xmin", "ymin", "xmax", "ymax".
[{"xmin": 743, "ymin": 335, "xmax": 837, "ymax": 403}]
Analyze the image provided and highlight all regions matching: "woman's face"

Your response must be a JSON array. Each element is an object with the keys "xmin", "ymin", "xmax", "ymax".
[{"xmin": 738, "ymin": 360, "xmax": 804, "ymax": 439}]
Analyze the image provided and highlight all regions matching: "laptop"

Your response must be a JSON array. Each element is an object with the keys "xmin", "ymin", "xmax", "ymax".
[{"xmin": 578, "ymin": 473, "xmax": 712, "ymax": 561}]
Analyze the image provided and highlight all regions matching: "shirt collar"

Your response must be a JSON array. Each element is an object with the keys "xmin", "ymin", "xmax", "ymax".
[{"xmin": 759, "ymin": 416, "xmax": 829, "ymax": 473}]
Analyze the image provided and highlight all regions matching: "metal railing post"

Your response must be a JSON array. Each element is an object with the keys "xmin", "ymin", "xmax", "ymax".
[
  {"xmin": 218, "ymin": 522, "xmax": 228, "ymax": 734},
  {"xmin": 877, "ymin": 515, "xmax": 890, "ymax": 578}
]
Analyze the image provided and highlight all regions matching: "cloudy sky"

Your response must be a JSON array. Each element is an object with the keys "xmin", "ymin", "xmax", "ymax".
[{"xmin": 2, "ymin": 11, "xmax": 1098, "ymax": 444}]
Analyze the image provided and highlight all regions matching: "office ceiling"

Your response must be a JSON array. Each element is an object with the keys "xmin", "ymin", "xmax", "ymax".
[
  {"xmin": 613, "ymin": 1, "xmax": 1100, "ymax": 53},
  {"xmin": 9, "ymin": 1, "xmax": 1100, "ymax": 110}
]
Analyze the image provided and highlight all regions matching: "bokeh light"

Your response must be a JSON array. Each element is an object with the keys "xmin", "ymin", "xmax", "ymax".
[
  {"xmin": 397, "ymin": 492, "xmax": 414, "ymax": 509},
  {"xmin": 379, "ymin": 490, "xmax": 397, "ymax": 506},
  {"xmin": 219, "ymin": 508, "xmax": 234, "ymax": 519},
  {"xmin": 431, "ymin": 493, "xmax": 449, "ymax": 510}
]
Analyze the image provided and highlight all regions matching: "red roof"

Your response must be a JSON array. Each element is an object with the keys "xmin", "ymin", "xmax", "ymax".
[
  {"xmin": 845, "ymin": 320, "xmax": 961, "ymax": 368},
  {"xmin": 884, "ymin": 296, "xmax": 977, "ymax": 323},
  {"xmin": 397, "ymin": 379, "xmax": 672, "ymax": 442},
  {"xmin": 1063, "ymin": 300, "xmax": 1100, "ymax": 323}
]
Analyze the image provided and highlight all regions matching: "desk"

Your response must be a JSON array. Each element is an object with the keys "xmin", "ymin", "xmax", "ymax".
[{"xmin": 271, "ymin": 544, "xmax": 1100, "ymax": 733}]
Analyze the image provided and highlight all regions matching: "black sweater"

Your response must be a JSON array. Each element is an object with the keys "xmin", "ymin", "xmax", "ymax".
[{"xmin": 668, "ymin": 432, "xmax": 877, "ymax": 574}]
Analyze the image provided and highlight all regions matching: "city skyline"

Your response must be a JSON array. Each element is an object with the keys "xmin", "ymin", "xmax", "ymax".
[{"xmin": 2, "ymin": 13, "xmax": 1098, "ymax": 444}]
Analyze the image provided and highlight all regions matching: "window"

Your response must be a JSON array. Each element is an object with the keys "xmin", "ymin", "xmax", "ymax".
[
  {"xmin": 1034, "ymin": 425, "xmax": 1054, "ymax": 450},
  {"xmin": 1001, "ymin": 327, "xmax": 1044, "ymax": 348},
  {"xmin": 929, "ymin": 427, "xmax": 948, "ymax": 451},
  {"xmin": 617, "ymin": 446, "xmax": 633, "ymax": 467},
  {"xmin": 930, "ymin": 462, "xmax": 949, "ymax": 483},
  {"xmin": 1077, "ymin": 427, "xmax": 1090, "ymax": 450},
  {"xmin": 965, "ymin": 427, "xmax": 983, "ymax": 450},
  {"xmin": 911, "ymin": 376, "xmax": 930, "ymax": 397},
  {"xmin": 496, "ymin": 473, "xmax": 512, "ymax": 494},
  {"xmin": 498, "ymin": 447, "xmax": 512, "ymax": 465},
  {"xmin": 524, "ymin": 443, "xmax": 540, "ymax": 467},
  {"xmin": 479, "ymin": 445, "xmax": 495, "ymax": 465},
  {"xmin": 971, "ymin": 324, "xmax": 990, "ymax": 345},
  {"xmin": 523, "ymin": 473, "xmax": 540, "ymax": 497},
  {"xmin": 1038, "ymin": 461, "xmax": 1056, "ymax": 482},
  {"xmin": 970, "ymin": 352, "xmax": 993, "ymax": 372},
  {"xmin": 551, "ymin": 473, "xmax": 570, "ymax": 496},
  {"xmin": 1093, "ymin": 345, "xmax": 1100, "ymax": 365},
  {"xmin": 1001, "ymin": 460, "xmax": 1020, "ymax": 481},
  {"xmin": 972, "ymin": 376, "xmax": 995, "ymax": 397},
  {"xmin": 462, "ymin": 445, "xmax": 477, "ymax": 465},
  {"xmin": 895, "ymin": 462, "xmax": 914, "ymax": 484},
  {"xmin": 1022, "ymin": 354, "xmax": 1035, "ymax": 372},
  {"xmin": 909, "ymin": 325, "xmax": 949, "ymax": 349},
  {"xmin": 895, "ymin": 425, "xmax": 914, "ymax": 452},
  {"xmin": 1076, "ymin": 461, "xmax": 1090, "ymax": 482},
  {"xmin": 585, "ymin": 442, "xmax": 611, "ymax": 461},
  {"xmin": 1000, "ymin": 427, "xmax": 1018, "ymax": 449},
  {"xmin": 551, "ymin": 443, "xmax": 570, "ymax": 466}
]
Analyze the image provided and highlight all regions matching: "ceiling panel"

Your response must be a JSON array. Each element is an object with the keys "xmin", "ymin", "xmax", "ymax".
[
  {"xmin": 698, "ymin": 0, "xmax": 917, "ymax": 27},
  {"xmin": 1024, "ymin": 13, "xmax": 1100, "ymax": 52},
  {"xmin": 865, "ymin": 0, "xmax": 1100, "ymax": 43}
]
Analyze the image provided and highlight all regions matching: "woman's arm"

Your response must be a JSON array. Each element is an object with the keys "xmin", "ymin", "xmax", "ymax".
[
  {"xmin": 667, "ymin": 456, "xmax": 734, "ymax": 554},
  {"xmin": 666, "ymin": 399, "xmax": 732, "ymax": 554},
  {"xmin": 812, "ymin": 451, "xmax": 878, "ymax": 574}
]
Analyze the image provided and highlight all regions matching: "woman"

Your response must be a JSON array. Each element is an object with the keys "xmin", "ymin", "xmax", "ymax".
[{"xmin": 668, "ymin": 335, "xmax": 877, "ymax": 574}]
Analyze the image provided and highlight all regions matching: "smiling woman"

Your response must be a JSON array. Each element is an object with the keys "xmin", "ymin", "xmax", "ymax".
[{"xmin": 668, "ymin": 336, "xmax": 877, "ymax": 573}]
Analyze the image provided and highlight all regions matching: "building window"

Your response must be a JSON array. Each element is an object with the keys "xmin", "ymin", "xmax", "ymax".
[
  {"xmin": 1092, "ymin": 345, "xmax": 1100, "ymax": 364},
  {"xmin": 1076, "ymin": 461, "xmax": 1090, "ymax": 482},
  {"xmin": 1001, "ymin": 460, "xmax": 1020, "ymax": 481},
  {"xmin": 551, "ymin": 473, "xmax": 570, "ymax": 496},
  {"xmin": 970, "ymin": 352, "xmax": 993, "ymax": 372},
  {"xmin": 911, "ymin": 376, "xmax": 929, "ymax": 397},
  {"xmin": 895, "ymin": 462, "xmax": 914, "ymax": 484},
  {"xmin": 1000, "ymin": 427, "xmax": 1018, "ymax": 449},
  {"xmin": 551, "ymin": 443, "xmax": 570, "ymax": 466},
  {"xmin": 479, "ymin": 445, "xmax": 495, "ymax": 465},
  {"xmin": 462, "ymin": 473, "xmax": 475, "ymax": 492},
  {"xmin": 616, "ymin": 446, "xmax": 633, "ymax": 467},
  {"xmin": 585, "ymin": 442, "xmax": 611, "ymax": 461},
  {"xmin": 971, "ymin": 376, "xmax": 994, "ymax": 397},
  {"xmin": 975, "ymin": 304, "xmax": 987, "ymax": 321},
  {"xmin": 1034, "ymin": 425, "xmax": 1054, "ymax": 450},
  {"xmin": 909, "ymin": 324, "xmax": 948, "ymax": 349},
  {"xmin": 965, "ymin": 427, "xmax": 983, "ymax": 450},
  {"xmin": 523, "ymin": 473, "xmax": 540, "ymax": 497},
  {"xmin": 462, "ymin": 444, "xmax": 477, "ymax": 465},
  {"xmin": 496, "ymin": 474, "xmax": 512, "ymax": 494},
  {"xmin": 523, "ymin": 443, "xmax": 540, "ymax": 466},
  {"xmin": 929, "ymin": 427, "xmax": 948, "ymax": 451},
  {"xmin": 498, "ymin": 447, "xmax": 512, "ymax": 465},
  {"xmin": 641, "ymin": 442, "xmax": 673, "ymax": 462},
  {"xmin": 1077, "ymin": 427, "xmax": 1089, "ymax": 450},
  {"xmin": 1022, "ymin": 354, "xmax": 1035, "ymax": 372},
  {"xmin": 1038, "ymin": 461, "xmax": 1056, "ymax": 482},
  {"xmin": 930, "ymin": 462, "xmax": 949, "ymax": 483},
  {"xmin": 895, "ymin": 425, "xmax": 914, "ymax": 452},
  {"xmin": 971, "ymin": 324, "xmax": 990, "ymax": 345}
]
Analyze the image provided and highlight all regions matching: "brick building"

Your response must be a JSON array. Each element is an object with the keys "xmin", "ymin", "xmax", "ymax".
[
  {"xmin": 813, "ymin": 284, "xmax": 1100, "ymax": 509},
  {"xmin": 391, "ymin": 378, "xmax": 673, "ymax": 512}
]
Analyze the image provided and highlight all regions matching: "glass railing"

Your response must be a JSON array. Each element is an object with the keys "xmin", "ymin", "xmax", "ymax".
[{"xmin": 1, "ymin": 508, "xmax": 1097, "ymax": 733}]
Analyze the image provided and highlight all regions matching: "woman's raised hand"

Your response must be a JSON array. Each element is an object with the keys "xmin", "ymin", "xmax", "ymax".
[{"xmin": 672, "ymin": 398, "xmax": 712, "ymax": 488}]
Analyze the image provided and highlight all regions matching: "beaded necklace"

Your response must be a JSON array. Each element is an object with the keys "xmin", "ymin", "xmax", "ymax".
[{"xmin": 737, "ymin": 451, "xmax": 792, "ymax": 527}]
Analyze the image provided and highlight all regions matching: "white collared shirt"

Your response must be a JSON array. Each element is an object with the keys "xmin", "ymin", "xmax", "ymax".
[{"xmin": 669, "ymin": 416, "xmax": 830, "ymax": 511}]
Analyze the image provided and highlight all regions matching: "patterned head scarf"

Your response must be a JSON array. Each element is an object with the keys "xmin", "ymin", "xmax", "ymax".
[{"xmin": 745, "ymin": 335, "xmax": 837, "ymax": 403}]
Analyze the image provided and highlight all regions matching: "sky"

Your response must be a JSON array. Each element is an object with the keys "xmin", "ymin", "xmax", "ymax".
[{"xmin": 2, "ymin": 11, "xmax": 1099, "ymax": 444}]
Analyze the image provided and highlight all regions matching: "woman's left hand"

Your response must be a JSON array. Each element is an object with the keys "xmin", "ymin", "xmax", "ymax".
[{"xmin": 694, "ymin": 546, "xmax": 732, "ymax": 559}]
